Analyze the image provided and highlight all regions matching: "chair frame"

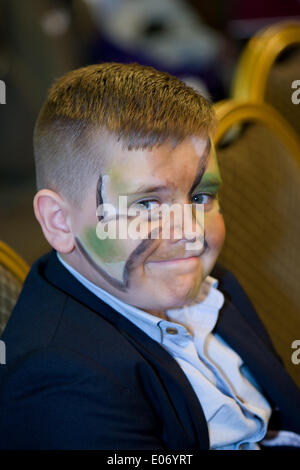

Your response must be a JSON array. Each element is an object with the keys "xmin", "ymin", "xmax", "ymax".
[
  {"xmin": 213, "ymin": 100, "xmax": 300, "ymax": 167},
  {"xmin": 232, "ymin": 21, "xmax": 300, "ymax": 103},
  {"xmin": 0, "ymin": 241, "xmax": 29, "ymax": 283}
]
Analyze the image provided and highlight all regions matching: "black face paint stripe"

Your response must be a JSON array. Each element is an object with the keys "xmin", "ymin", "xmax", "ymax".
[
  {"xmin": 96, "ymin": 175, "xmax": 103, "ymax": 221},
  {"xmin": 124, "ymin": 224, "xmax": 162, "ymax": 267},
  {"xmin": 189, "ymin": 139, "xmax": 211, "ymax": 196},
  {"xmin": 75, "ymin": 236, "xmax": 127, "ymax": 291}
]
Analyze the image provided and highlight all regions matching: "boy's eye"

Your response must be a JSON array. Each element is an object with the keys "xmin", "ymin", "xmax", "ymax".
[
  {"xmin": 191, "ymin": 193, "xmax": 215, "ymax": 204},
  {"xmin": 134, "ymin": 199, "xmax": 160, "ymax": 210}
]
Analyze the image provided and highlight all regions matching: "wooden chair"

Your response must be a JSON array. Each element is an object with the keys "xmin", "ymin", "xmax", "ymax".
[
  {"xmin": 213, "ymin": 99, "xmax": 300, "ymax": 387},
  {"xmin": 0, "ymin": 241, "xmax": 29, "ymax": 335},
  {"xmin": 232, "ymin": 21, "xmax": 300, "ymax": 137}
]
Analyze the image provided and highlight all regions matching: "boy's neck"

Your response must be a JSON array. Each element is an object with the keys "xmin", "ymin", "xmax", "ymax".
[{"xmin": 146, "ymin": 309, "xmax": 168, "ymax": 321}]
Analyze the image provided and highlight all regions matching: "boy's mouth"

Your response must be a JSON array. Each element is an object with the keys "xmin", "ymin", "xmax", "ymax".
[
  {"xmin": 147, "ymin": 255, "xmax": 200, "ymax": 265},
  {"xmin": 146, "ymin": 243, "xmax": 207, "ymax": 265}
]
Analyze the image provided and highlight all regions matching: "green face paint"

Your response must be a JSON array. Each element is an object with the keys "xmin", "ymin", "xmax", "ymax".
[
  {"xmin": 191, "ymin": 144, "xmax": 223, "ymax": 202},
  {"xmin": 83, "ymin": 226, "xmax": 126, "ymax": 263},
  {"xmin": 79, "ymin": 226, "xmax": 127, "ymax": 282},
  {"xmin": 195, "ymin": 171, "xmax": 222, "ymax": 192},
  {"xmin": 191, "ymin": 168, "xmax": 221, "ymax": 195},
  {"xmin": 108, "ymin": 166, "xmax": 130, "ymax": 192}
]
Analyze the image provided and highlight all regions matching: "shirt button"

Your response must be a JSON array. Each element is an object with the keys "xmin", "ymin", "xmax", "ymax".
[{"xmin": 166, "ymin": 327, "xmax": 178, "ymax": 335}]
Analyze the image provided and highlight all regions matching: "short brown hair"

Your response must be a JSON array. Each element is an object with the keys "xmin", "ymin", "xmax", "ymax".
[{"xmin": 34, "ymin": 62, "xmax": 216, "ymax": 205}]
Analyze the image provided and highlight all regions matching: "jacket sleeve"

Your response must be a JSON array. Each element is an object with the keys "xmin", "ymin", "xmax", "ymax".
[{"xmin": 0, "ymin": 346, "xmax": 166, "ymax": 450}]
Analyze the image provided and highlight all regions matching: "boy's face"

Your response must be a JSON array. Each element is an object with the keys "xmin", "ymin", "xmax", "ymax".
[{"xmin": 68, "ymin": 134, "xmax": 225, "ymax": 312}]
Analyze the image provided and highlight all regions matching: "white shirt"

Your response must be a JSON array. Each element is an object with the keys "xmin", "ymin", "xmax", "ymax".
[{"xmin": 57, "ymin": 253, "xmax": 272, "ymax": 450}]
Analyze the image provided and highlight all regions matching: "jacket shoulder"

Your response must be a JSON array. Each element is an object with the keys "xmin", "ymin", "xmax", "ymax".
[{"xmin": 0, "ymin": 344, "xmax": 164, "ymax": 449}]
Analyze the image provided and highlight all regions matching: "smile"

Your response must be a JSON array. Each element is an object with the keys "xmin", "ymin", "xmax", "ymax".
[
  {"xmin": 148, "ymin": 255, "xmax": 200, "ymax": 265},
  {"xmin": 147, "ymin": 242, "xmax": 208, "ymax": 265}
]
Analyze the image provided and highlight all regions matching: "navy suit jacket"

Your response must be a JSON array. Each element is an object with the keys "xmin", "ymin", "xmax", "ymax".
[{"xmin": 0, "ymin": 250, "xmax": 299, "ymax": 449}]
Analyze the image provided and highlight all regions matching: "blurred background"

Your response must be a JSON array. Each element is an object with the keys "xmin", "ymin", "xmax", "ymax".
[{"xmin": 0, "ymin": 0, "xmax": 299, "ymax": 263}]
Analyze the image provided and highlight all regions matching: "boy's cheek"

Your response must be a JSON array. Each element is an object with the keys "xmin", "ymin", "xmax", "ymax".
[
  {"xmin": 205, "ymin": 211, "xmax": 226, "ymax": 254},
  {"xmin": 80, "ymin": 224, "xmax": 144, "ymax": 264}
]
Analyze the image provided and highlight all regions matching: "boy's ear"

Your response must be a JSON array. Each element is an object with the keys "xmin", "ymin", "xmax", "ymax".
[{"xmin": 33, "ymin": 189, "xmax": 75, "ymax": 253}]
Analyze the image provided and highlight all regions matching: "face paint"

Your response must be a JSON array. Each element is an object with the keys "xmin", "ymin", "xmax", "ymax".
[
  {"xmin": 77, "ymin": 170, "xmax": 163, "ymax": 291},
  {"xmin": 73, "ymin": 136, "xmax": 224, "ymax": 306},
  {"xmin": 193, "ymin": 171, "xmax": 222, "ymax": 193},
  {"xmin": 96, "ymin": 175, "xmax": 103, "ymax": 221},
  {"xmin": 189, "ymin": 138, "xmax": 211, "ymax": 195},
  {"xmin": 76, "ymin": 225, "xmax": 162, "ymax": 291},
  {"xmin": 184, "ymin": 138, "xmax": 211, "ymax": 250},
  {"xmin": 186, "ymin": 143, "xmax": 223, "ymax": 250},
  {"xmin": 76, "ymin": 234, "xmax": 127, "ymax": 291},
  {"xmin": 191, "ymin": 144, "xmax": 223, "ymax": 206},
  {"xmin": 77, "ymin": 173, "xmax": 129, "ymax": 288}
]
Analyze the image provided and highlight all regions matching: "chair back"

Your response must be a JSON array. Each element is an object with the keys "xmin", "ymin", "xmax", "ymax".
[
  {"xmin": 213, "ymin": 99, "xmax": 300, "ymax": 386},
  {"xmin": 232, "ymin": 21, "xmax": 300, "ymax": 137},
  {"xmin": 0, "ymin": 241, "xmax": 29, "ymax": 335}
]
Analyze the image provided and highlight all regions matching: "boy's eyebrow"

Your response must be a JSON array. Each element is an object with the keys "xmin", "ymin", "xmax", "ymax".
[{"xmin": 126, "ymin": 184, "xmax": 170, "ymax": 196}]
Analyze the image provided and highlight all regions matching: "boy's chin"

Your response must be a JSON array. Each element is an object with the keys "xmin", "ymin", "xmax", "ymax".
[
  {"xmin": 148, "ymin": 281, "xmax": 205, "ymax": 312},
  {"xmin": 145, "ymin": 297, "xmax": 198, "ymax": 315}
]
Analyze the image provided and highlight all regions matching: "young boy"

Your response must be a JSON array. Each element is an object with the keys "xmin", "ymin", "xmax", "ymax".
[{"xmin": 0, "ymin": 62, "xmax": 299, "ymax": 450}]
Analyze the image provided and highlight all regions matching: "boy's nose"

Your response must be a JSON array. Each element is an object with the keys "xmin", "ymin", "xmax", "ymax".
[{"xmin": 168, "ymin": 203, "xmax": 205, "ymax": 247}]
